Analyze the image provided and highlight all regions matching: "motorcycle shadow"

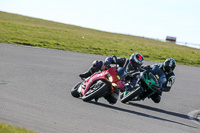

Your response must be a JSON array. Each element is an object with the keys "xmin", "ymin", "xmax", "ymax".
[
  {"xmin": 129, "ymin": 102, "xmax": 190, "ymax": 120},
  {"xmin": 88, "ymin": 101, "xmax": 197, "ymax": 129}
]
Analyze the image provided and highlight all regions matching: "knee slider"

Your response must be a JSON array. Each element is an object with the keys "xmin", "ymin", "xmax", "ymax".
[{"xmin": 92, "ymin": 60, "xmax": 98, "ymax": 67}]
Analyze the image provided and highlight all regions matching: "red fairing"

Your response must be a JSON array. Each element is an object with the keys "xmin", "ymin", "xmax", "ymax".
[
  {"xmin": 108, "ymin": 67, "xmax": 125, "ymax": 89},
  {"xmin": 81, "ymin": 70, "xmax": 110, "ymax": 95},
  {"xmin": 80, "ymin": 66, "xmax": 124, "ymax": 96},
  {"xmin": 116, "ymin": 80, "xmax": 125, "ymax": 89},
  {"xmin": 107, "ymin": 67, "xmax": 118, "ymax": 82}
]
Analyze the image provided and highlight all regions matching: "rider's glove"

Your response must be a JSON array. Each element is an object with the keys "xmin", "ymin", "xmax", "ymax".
[
  {"xmin": 104, "ymin": 61, "xmax": 111, "ymax": 68},
  {"xmin": 100, "ymin": 61, "xmax": 110, "ymax": 70}
]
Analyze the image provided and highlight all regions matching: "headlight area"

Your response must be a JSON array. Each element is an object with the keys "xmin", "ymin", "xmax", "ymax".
[
  {"xmin": 106, "ymin": 74, "xmax": 113, "ymax": 82},
  {"xmin": 111, "ymin": 83, "xmax": 118, "ymax": 89},
  {"xmin": 105, "ymin": 74, "xmax": 119, "ymax": 89}
]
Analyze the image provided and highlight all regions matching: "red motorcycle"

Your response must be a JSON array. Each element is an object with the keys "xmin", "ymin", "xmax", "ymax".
[{"xmin": 71, "ymin": 56, "xmax": 127, "ymax": 102}]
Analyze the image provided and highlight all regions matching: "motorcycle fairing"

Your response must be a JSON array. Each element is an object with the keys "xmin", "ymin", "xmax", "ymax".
[{"xmin": 80, "ymin": 70, "xmax": 109, "ymax": 95}]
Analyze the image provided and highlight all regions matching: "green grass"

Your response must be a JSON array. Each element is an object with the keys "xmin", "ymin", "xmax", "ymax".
[
  {"xmin": 0, "ymin": 122, "xmax": 36, "ymax": 133},
  {"xmin": 0, "ymin": 11, "xmax": 200, "ymax": 67}
]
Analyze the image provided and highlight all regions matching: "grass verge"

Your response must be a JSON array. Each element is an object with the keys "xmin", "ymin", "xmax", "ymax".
[
  {"xmin": 0, "ymin": 11, "xmax": 199, "ymax": 67},
  {"xmin": 0, "ymin": 122, "xmax": 36, "ymax": 133}
]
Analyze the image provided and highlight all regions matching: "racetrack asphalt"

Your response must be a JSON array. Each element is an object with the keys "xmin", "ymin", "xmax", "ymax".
[{"xmin": 0, "ymin": 43, "xmax": 200, "ymax": 133}]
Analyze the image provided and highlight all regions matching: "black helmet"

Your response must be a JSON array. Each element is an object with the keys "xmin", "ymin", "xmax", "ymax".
[
  {"xmin": 129, "ymin": 53, "xmax": 144, "ymax": 69},
  {"xmin": 164, "ymin": 58, "xmax": 176, "ymax": 73}
]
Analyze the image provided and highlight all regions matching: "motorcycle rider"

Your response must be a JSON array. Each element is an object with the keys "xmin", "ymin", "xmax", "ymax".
[
  {"xmin": 79, "ymin": 53, "xmax": 144, "ymax": 104},
  {"xmin": 140, "ymin": 58, "xmax": 176, "ymax": 103}
]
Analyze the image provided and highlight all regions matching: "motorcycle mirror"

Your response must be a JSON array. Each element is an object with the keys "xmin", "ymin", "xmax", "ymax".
[
  {"xmin": 112, "ymin": 55, "xmax": 117, "ymax": 64},
  {"xmin": 112, "ymin": 55, "xmax": 118, "ymax": 73}
]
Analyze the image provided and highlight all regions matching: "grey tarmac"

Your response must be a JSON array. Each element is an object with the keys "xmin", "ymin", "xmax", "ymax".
[{"xmin": 0, "ymin": 43, "xmax": 200, "ymax": 133}]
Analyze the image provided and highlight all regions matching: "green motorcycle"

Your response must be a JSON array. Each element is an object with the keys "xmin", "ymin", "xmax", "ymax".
[{"xmin": 120, "ymin": 66, "xmax": 167, "ymax": 103}]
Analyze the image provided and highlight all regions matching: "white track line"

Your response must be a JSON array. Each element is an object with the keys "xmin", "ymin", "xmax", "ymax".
[{"xmin": 188, "ymin": 110, "xmax": 200, "ymax": 126}]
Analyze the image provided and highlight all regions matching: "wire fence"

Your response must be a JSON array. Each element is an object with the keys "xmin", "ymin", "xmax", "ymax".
[
  {"xmin": 133, "ymin": 36, "xmax": 200, "ymax": 49},
  {"xmin": 156, "ymin": 39, "xmax": 200, "ymax": 49},
  {"xmin": 176, "ymin": 41, "xmax": 200, "ymax": 49}
]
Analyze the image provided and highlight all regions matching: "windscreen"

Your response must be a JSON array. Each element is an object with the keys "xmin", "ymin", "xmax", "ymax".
[{"xmin": 117, "ymin": 67, "xmax": 127, "ymax": 80}]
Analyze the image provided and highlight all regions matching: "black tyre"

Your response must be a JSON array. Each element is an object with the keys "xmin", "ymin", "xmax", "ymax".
[
  {"xmin": 71, "ymin": 82, "xmax": 82, "ymax": 98},
  {"xmin": 82, "ymin": 82, "xmax": 108, "ymax": 102},
  {"xmin": 121, "ymin": 87, "xmax": 142, "ymax": 103}
]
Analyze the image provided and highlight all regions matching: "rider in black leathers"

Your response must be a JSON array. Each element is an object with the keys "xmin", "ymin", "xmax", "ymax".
[
  {"xmin": 140, "ymin": 58, "xmax": 176, "ymax": 103},
  {"xmin": 79, "ymin": 53, "xmax": 144, "ymax": 104}
]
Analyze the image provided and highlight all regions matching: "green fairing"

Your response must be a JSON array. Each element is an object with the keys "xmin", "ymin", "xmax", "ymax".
[
  {"xmin": 124, "ymin": 91, "xmax": 129, "ymax": 96},
  {"xmin": 143, "ymin": 73, "xmax": 157, "ymax": 92}
]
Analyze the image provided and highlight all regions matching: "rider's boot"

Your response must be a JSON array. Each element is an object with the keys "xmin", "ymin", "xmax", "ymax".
[
  {"xmin": 79, "ymin": 60, "xmax": 103, "ymax": 79},
  {"xmin": 79, "ymin": 70, "xmax": 93, "ymax": 79}
]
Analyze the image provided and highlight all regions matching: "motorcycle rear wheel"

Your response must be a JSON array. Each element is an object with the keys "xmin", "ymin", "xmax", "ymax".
[
  {"xmin": 82, "ymin": 82, "xmax": 108, "ymax": 102},
  {"xmin": 121, "ymin": 87, "xmax": 142, "ymax": 103}
]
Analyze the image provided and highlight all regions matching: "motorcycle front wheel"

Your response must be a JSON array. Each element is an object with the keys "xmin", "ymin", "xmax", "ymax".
[
  {"xmin": 82, "ymin": 81, "xmax": 108, "ymax": 102},
  {"xmin": 71, "ymin": 82, "xmax": 82, "ymax": 98},
  {"xmin": 121, "ymin": 87, "xmax": 143, "ymax": 103}
]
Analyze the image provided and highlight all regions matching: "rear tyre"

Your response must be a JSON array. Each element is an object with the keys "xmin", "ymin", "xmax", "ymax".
[
  {"xmin": 71, "ymin": 82, "xmax": 82, "ymax": 98},
  {"xmin": 82, "ymin": 82, "xmax": 108, "ymax": 102},
  {"xmin": 121, "ymin": 87, "xmax": 142, "ymax": 103}
]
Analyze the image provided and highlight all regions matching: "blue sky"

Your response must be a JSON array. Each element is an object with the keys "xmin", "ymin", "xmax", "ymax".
[{"xmin": 0, "ymin": 0, "xmax": 200, "ymax": 44}]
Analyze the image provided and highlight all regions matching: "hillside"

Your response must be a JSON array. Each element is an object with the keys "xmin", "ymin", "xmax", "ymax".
[{"xmin": 0, "ymin": 11, "xmax": 199, "ymax": 67}]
